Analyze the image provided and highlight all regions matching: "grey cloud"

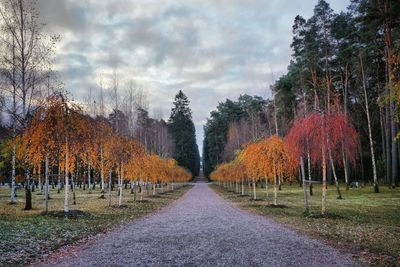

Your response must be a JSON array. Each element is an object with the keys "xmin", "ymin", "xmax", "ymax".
[
  {"xmin": 36, "ymin": 0, "xmax": 349, "ymax": 153},
  {"xmin": 37, "ymin": 0, "xmax": 89, "ymax": 32}
]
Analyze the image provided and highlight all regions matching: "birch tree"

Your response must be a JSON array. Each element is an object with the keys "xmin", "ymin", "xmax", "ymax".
[{"xmin": 0, "ymin": 0, "xmax": 57, "ymax": 209}]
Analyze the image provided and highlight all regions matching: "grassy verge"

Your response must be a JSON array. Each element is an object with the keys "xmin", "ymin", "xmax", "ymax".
[
  {"xmin": 210, "ymin": 183, "xmax": 400, "ymax": 266},
  {"xmin": 0, "ymin": 184, "xmax": 192, "ymax": 266}
]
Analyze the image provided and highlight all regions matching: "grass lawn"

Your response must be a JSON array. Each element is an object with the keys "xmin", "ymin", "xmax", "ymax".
[
  {"xmin": 0, "ymin": 184, "xmax": 192, "ymax": 266},
  {"xmin": 210, "ymin": 183, "xmax": 400, "ymax": 266}
]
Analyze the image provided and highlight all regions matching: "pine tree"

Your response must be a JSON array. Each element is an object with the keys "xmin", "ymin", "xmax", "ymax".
[{"xmin": 168, "ymin": 90, "xmax": 200, "ymax": 176}]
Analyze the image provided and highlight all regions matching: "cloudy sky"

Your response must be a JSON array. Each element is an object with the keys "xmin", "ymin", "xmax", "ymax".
[{"xmin": 37, "ymin": 0, "xmax": 349, "ymax": 153}]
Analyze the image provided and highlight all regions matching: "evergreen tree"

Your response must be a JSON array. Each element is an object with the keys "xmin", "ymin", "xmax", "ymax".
[
  {"xmin": 203, "ymin": 95, "xmax": 266, "ymax": 177},
  {"xmin": 168, "ymin": 90, "xmax": 200, "ymax": 176}
]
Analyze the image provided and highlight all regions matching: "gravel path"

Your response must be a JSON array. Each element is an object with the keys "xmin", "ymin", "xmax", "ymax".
[{"xmin": 39, "ymin": 179, "xmax": 356, "ymax": 267}]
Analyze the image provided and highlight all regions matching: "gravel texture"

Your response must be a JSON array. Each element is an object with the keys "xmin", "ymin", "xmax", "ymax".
[{"xmin": 38, "ymin": 178, "xmax": 356, "ymax": 267}]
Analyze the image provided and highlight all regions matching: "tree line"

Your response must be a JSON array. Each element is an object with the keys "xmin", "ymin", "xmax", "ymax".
[
  {"xmin": 0, "ymin": 0, "xmax": 199, "ymax": 212},
  {"xmin": 211, "ymin": 105, "xmax": 359, "ymax": 215},
  {"xmin": 204, "ymin": 0, "xmax": 400, "ymax": 191}
]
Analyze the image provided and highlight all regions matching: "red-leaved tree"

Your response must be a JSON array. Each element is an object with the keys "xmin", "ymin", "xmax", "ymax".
[{"xmin": 287, "ymin": 111, "xmax": 358, "ymax": 215}]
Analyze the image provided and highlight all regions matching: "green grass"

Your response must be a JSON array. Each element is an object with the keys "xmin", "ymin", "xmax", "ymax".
[
  {"xmin": 210, "ymin": 183, "xmax": 400, "ymax": 267},
  {"xmin": 0, "ymin": 184, "xmax": 192, "ymax": 266}
]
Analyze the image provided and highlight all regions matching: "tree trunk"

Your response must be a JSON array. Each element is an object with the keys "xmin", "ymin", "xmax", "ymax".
[
  {"xmin": 134, "ymin": 180, "xmax": 137, "ymax": 201},
  {"xmin": 140, "ymin": 180, "xmax": 144, "ymax": 201},
  {"xmin": 24, "ymin": 167, "xmax": 32, "ymax": 210},
  {"xmin": 44, "ymin": 156, "xmax": 49, "ymax": 213},
  {"xmin": 391, "ymin": 119, "xmax": 398, "ymax": 188},
  {"xmin": 273, "ymin": 164, "xmax": 278, "ymax": 205},
  {"xmin": 379, "ymin": 105, "xmax": 387, "ymax": 184},
  {"xmin": 300, "ymin": 156, "xmax": 309, "ymax": 213},
  {"xmin": 321, "ymin": 148, "xmax": 327, "ymax": 215},
  {"xmin": 307, "ymin": 151, "xmax": 313, "ymax": 196},
  {"xmin": 88, "ymin": 161, "xmax": 91, "ymax": 193},
  {"xmin": 383, "ymin": 18, "xmax": 398, "ymax": 188},
  {"xmin": 329, "ymin": 149, "xmax": 342, "ymax": 199},
  {"xmin": 252, "ymin": 178, "xmax": 256, "ymax": 200},
  {"xmin": 385, "ymin": 100, "xmax": 391, "ymax": 186},
  {"xmin": 10, "ymin": 35, "xmax": 17, "ymax": 204},
  {"xmin": 360, "ymin": 54, "xmax": 379, "ymax": 192},
  {"xmin": 10, "ymin": 142, "xmax": 16, "ymax": 204},
  {"xmin": 108, "ymin": 170, "xmax": 112, "ymax": 207},
  {"xmin": 342, "ymin": 149, "xmax": 349, "ymax": 190},
  {"xmin": 64, "ymin": 138, "xmax": 69, "ymax": 213},
  {"xmin": 72, "ymin": 174, "xmax": 76, "ymax": 205},
  {"xmin": 100, "ymin": 146, "xmax": 105, "ymax": 195},
  {"xmin": 57, "ymin": 163, "xmax": 61, "ymax": 194},
  {"xmin": 118, "ymin": 164, "xmax": 123, "ymax": 207},
  {"xmin": 38, "ymin": 166, "xmax": 42, "ymax": 193}
]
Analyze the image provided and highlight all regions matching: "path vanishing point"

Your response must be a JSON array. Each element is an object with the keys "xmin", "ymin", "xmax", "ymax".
[{"xmin": 38, "ymin": 175, "xmax": 356, "ymax": 267}]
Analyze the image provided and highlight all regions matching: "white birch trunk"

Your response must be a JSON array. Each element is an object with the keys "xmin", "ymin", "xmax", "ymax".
[
  {"xmin": 321, "ymin": 148, "xmax": 327, "ymax": 215},
  {"xmin": 140, "ymin": 180, "xmax": 144, "ymax": 201},
  {"xmin": 252, "ymin": 178, "xmax": 256, "ymax": 200},
  {"xmin": 108, "ymin": 170, "xmax": 112, "ymax": 207},
  {"xmin": 57, "ymin": 164, "xmax": 61, "ymax": 194},
  {"xmin": 44, "ymin": 156, "xmax": 49, "ymax": 213},
  {"xmin": 360, "ymin": 54, "xmax": 379, "ymax": 192},
  {"xmin": 100, "ymin": 146, "xmax": 105, "ymax": 194},
  {"xmin": 300, "ymin": 156, "xmax": 309, "ymax": 213},
  {"xmin": 64, "ymin": 138, "xmax": 69, "ymax": 213},
  {"xmin": 38, "ymin": 167, "xmax": 42, "ymax": 193},
  {"xmin": 342, "ymin": 150, "xmax": 349, "ymax": 189},
  {"xmin": 88, "ymin": 160, "xmax": 91, "ymax": 193},
  {"xmin": 10, "ymin": 143, "xmax": 16, "ymax": 203},
  {"xmin": 329, "ymin": 149, "xmax": 342, "ymax": 199},
  {"xmin": 118, "ymin": 164, "xmax": 123, "ymax": 207},
  {"xmin": 273, "ymin": 164, "xmax": 277, "ymax": 205}
]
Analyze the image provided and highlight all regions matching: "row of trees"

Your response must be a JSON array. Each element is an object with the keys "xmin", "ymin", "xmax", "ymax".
[
  {"xmin": 211, "ymin": 106, "xmax": 358, "ymax": 215},
  {"xmin": 0, "ymin": 0, "xmax": 197, "ymax": 212},
  {"xmin": 16, "ymin": 93, "xmax": 191, "ymax": 212},
  {"xmin": 273, "ymin": 0, "xmax": 400, "ymax": 188},
  {"xmin": 203, "ymin": 95, "xmax": 267, "ymax": 176},
  {"xmin": 204, "ymin": 0, "xmax": 400, "ymax": 191}
]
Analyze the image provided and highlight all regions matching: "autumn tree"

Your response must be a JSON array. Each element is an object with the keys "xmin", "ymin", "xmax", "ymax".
[
  {"xmin": 0, "ymin": 0, "xmax": 58, "ymax": 208},
  {"xmin": 287, "ymin": 111, "xmax": 358, "ymax": 214}
]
